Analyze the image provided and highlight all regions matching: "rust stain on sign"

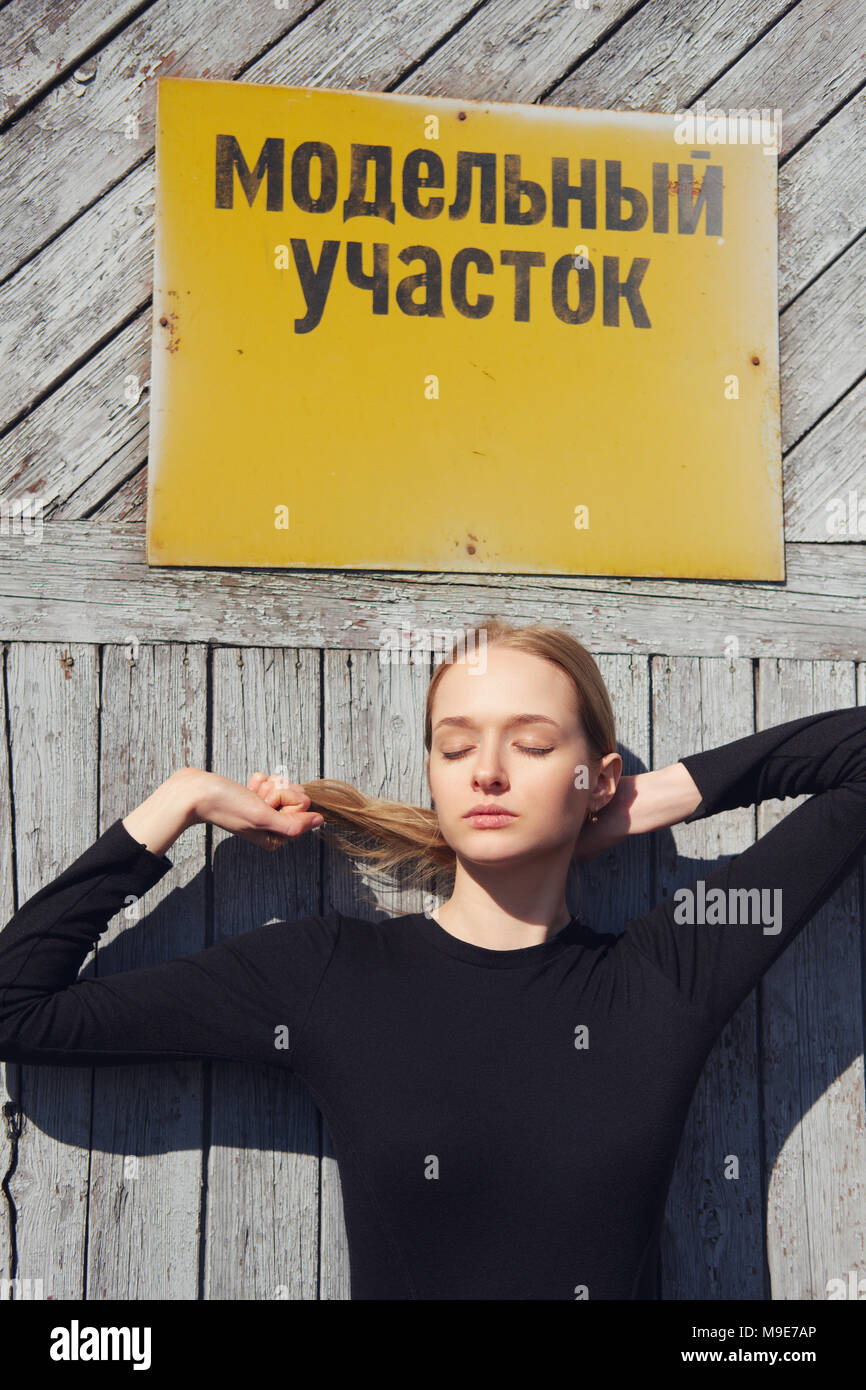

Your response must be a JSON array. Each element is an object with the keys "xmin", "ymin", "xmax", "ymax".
[
  {"xmin": 158, "ymin": 311, "xmax": 180, "ymax": 352},
  {"xmin": 157, "ymin": 288, "xmax": 182, "ymax": 352},
  {"xmin": 157, "ymin": 314, "xmax": 180, "ymax": 352}
]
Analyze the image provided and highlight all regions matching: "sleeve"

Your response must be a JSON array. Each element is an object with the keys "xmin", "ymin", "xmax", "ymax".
[
  {"xmin": 617, "ymin": 703, "xmax": 866, "ymax": 1034},
  {"xmin": 0, "ymin": 817, "xmax": 340, "ymax": 1069}
]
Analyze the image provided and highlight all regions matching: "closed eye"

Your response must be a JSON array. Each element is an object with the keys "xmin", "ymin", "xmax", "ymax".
[{"xmin": 442, "ymin": 747, "xmax": 554, "ymax": 759}]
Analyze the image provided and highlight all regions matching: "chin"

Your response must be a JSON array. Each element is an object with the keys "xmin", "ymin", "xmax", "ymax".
[{"xmin": 456, "ymin": 835, "xmax": 535, "ymax": 862}]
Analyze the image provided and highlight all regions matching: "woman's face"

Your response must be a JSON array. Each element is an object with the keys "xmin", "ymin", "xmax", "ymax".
[{"xmin": 426, "ymin": 646, "xmax": 601, "ymax": 868}]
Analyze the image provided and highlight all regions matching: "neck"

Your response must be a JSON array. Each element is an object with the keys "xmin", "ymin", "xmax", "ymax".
[{"xmin": 431, "ymin": 857, "xmax": 574, "ymax": 951}]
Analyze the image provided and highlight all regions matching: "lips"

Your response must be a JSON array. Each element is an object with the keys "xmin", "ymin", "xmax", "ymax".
[{"xmin": 464, "ymin": 807, "xmax": 518, "ymax": 829}]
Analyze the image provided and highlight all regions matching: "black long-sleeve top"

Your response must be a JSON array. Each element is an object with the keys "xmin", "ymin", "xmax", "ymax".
[{"xmin": 1, "ymin": 704, "xmax": 865, "ymax": 1300}]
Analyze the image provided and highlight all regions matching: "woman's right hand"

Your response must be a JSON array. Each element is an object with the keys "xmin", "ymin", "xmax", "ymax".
[{"xmin": 186, "ymin": 768, "xmax": 324, "ymax": 851}]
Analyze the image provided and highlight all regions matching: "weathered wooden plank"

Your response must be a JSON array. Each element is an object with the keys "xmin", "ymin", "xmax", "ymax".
[
  {"xmin": 1, "ymin": 526, "xmax": 865, "ymax": 655},
  {"xmin": 0, "ymin": 0, "xmax": 152, "ymax": 120},
  {"xmin": 86, "ymin": 643, "xmax": 208, "ymax": 1298},
  {"xmin": 783, "ymin": 376, "xmax": 866, "ymax": 542},
  {"xmin": 0, "ymin": 315, "xmax": 151, "ymax": 516},
  {"xmin": 89, "ymin": 464, "xmax": 149, "ymax": 522},
  {"xmin": 758, "ymin": 659, "xmax": 866, "ymax": 1298},
  {"xmin": 697, "ymin": 0, "xmax": 866, "ymax": 157},
  {"xmin": 206, "ymin": 647, "xmax": 323, "ymax": 1299},
  {"xmin": 378, "ymin": 0, "xmax": 639, "ymax": 99},
  {"xmin": 654, "ymin": 658, "xmax": 765, "ymax": 1298},
  {"xmin": 5, "ymin": 644, "xmax": 100, "ymax": 1298},
  {"xmin": 0, "ymin": 644, "xmax": 15, "ymax": 1292},
  {"xmin": 255, "ymin": 0, "xmax": 495, "ymax": 91},
  {"xmin": 778, "ymin": 88, "xmax": 866, "ymax": 305},
  {"xmin": 0, "ymin": 161, "xmax": 155, "ymax": 432},
  {"xmin": 780, "ymin": 229, "xmax": 866, "ymax": 450},
  {"xmin": 860, "ymin": 659, "xmax": 866, "ymax": 1223},
  {"xmin": 409, "ymin": 0, "xmax": 780, "ymax": 106},
  {"xmin": 319, "ymin": 648, "xmax": 432, "ymax": 1298}
]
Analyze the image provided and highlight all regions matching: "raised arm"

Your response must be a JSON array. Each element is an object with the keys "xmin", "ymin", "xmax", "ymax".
[
  {"xmin": 0, "ymin": 772, "xmax": 337, "ymax": 1068},
  {"xmin": 616, "ymin": 703, "xmax": 866, "ymax": 1033}
]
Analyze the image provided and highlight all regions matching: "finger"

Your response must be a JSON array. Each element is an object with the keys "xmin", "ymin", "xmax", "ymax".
[
  {"xmin": 261, "ymin": 784, "xmax": 310, "ymax": 812},
  {"xmin": 270, "ymin": 778, "xmax": 311, "ymax": 807},
  {"xmin": 271, "ymin": 808, "xmax": 324, "ymax": 837},
  {"xmin": 250, "ymin": 811, "xmax": 324, "ymax": 850},
  {"xmin": 253, "ymin": 776, "xmax": 287, "ymax": 808}
]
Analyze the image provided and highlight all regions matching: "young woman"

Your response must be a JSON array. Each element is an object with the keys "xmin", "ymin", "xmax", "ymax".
[{"xmin": 1, "ymin": 619, "xmax": 864, "ymax": 1300}]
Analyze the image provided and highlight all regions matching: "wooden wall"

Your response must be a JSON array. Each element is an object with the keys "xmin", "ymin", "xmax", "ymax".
[
  {"xmin": 1, "ymin": 649, "xmax": 863, "ymax": 1298},
  {"xmin": 1, "ymin": 0, "xmax": 864, "ymax": 1300}
]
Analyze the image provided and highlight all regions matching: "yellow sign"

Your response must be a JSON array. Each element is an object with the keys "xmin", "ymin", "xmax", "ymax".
[{"xmin": 147, "ymin": 77, "xmax": 782, "ymax": 579}]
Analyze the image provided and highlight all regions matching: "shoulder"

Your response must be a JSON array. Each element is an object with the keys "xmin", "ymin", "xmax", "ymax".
[
  {"xmin": 218, "ymin": 909, "xmax": 345, "ymax": 976},
  {"xmin": 326, "ymin": 908, "xmax": 421, "ymax": 957},
  {"xmin": 571, "ymin": 917, "xmax": 619, "ymax": 952}
]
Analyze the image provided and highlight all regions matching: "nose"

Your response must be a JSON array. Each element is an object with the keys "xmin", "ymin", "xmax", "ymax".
[{"xmin": 471, "ymin": 745, "xmax": 510, "ymax": 791}]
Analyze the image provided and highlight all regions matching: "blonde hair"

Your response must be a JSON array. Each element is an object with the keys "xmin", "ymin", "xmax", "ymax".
[{"xmin": 300, "ymin": 617, "xmax": 617, "ymax": 895}]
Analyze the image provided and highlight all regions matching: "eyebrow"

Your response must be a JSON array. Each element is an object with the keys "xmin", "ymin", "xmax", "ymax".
[{"xmin": 432, "ymin": 714, "xmax": 563, "ymax": 733}]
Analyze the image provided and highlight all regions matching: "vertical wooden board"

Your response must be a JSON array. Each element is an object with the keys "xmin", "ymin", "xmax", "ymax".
[
  {"xmin": 5, "ymin": 643, "xmax": 99, "ymax": 1298},
  {"xmin": 206, "ymin": 647, "xmax": 322, "ymax": 1300},
  {"xmin": 860, "ymin": 662, "xmax": 866, "ymax": 1142},
  {"xmin": 758, "ymin": 659, "xmax": 866, "ymax": 1298},
  {"xmin": 319, "ymin": 649, "xmax": 432, "ymax": 1299},
  {"xmin": 0, "ymin": 645, "xmax": 15, "ymax": 1288},
  {"xmin": 88, "ymin": 643, "xmax": 207, "ymax": 1298},
  {"xmin": 653, "ymin": 657, "xmax": 765, "ymax": 1299},
  {"xmin": 578, "ymin": 655, "xmax": 651, "ymax": 930},
  {"xmin": 420, "ymin": 651, "xmax": 446, "ymax": 918},
  {"xmin": 860, "ymin": 658, "xmax": 866, "ymax": 1213}
]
